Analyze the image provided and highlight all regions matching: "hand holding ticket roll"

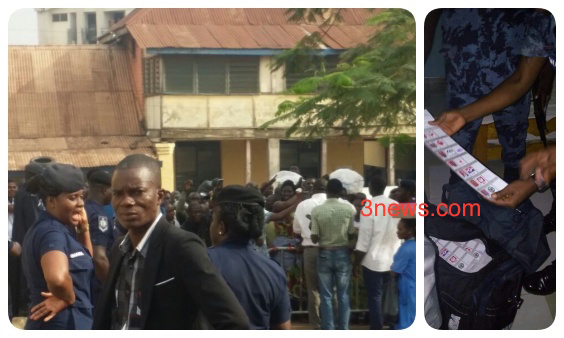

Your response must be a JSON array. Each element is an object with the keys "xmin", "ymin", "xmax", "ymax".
[
  {"xmin": 424, "ymin": 110, "xmax": 508, "ymax": 200},
  {"xmin": 428, "ymin": 109, "xmax": 467, "ymax": 136}
]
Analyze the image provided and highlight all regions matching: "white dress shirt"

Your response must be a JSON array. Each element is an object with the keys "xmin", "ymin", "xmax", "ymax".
[
  {"xmin": 8, "ymin": 199, "xmax": 14, "ymax": 239},
  {"xmin": 118, "ymin": 212, "xmax": 162, "ymax": 330},
  {"xmin": 355, "ymin": 195, "xmax": 401, "ymax": 272},
  {"xmin": 293, "ymin": 193, "xmax": 355, "ymax": 247}
]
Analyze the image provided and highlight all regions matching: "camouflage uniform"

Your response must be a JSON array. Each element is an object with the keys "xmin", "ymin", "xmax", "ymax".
[
  {"xmin": 441, "ymin": 9, "xmax": 536, "ymax": 181},
  {"xmin": 521, "ymin": 11, "xmax": 556, "ymax": 67}
]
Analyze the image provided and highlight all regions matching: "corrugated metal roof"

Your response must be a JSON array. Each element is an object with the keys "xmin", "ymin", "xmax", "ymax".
[
  {"xmin": 9, "ymin": 147, "xmax": 155, "ymax": 171},
  {"xmin": 8, "ymin": 46, "xmax": 155, "ymax": 170},
  {"xmin": 9, "ymin": 136, "xmax": 155, "ymax": 171},
  {"xmin": 106, "ymin": 9, "xmax": 380, "ymax": 50},
  {"xmin": 127, "ymin": 23, "xmax": 376, "ymax": 50},
  {"xmin": 9, "ymin": 136, "xmax": 153, "ymax": 152},
  {"xmin": 9, "ymin": 46, "xmax": 144, "ymax": 139}
]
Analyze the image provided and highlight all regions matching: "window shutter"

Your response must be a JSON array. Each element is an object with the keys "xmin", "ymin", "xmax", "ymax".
[
  {"xmin": 285, "ymin": 54, "xmax": 340, "ymax": 90},
  {"xmin": 229, "ymin": 57, "xmax": 259, "ymax": 93},
  {"xmin": 198, "ymin": 57, "xmax": 226, "ymax": 94},
  {"xmin": 164, "ymin": 55, "xmax": 194, "ymax": 93},
  {"xmin": 143, "ymin": 58, "xmax": 152, "ymax": 95}
]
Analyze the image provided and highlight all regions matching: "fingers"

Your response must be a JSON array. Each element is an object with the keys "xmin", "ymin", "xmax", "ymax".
[
  {"xmin": 44, "ymin": 312, "xmax": 57, "ymax": 322},
  {"xmin": 30, "ymin": 307, "xmax": 50, "ymax": 321},
  {"xmin": 40, "ymin": 292, "xmax": 53, "ymax": 298},
  {"xmin": 491, "ymin": 186, "xmax": 511, "ymax": 200},
  {"xmin": 428, "ymin": 114, "xmax": 445, "ymax": 126},
  {"xmin": 520, "ymin": 151, "xmax": 550, "ymax": 180},
  {"xmin": 437, "ymin": 122, "xmax": 455, "ymax": 136},
  {"xmin": 543, "ymin": 165, "xmax": 556, "ymax": 184},
  {"xmin": 30, "ymin": 302, "xmax": 44, "ymax": 314},
  {"xmin": 489, "ymin": 188, "xmax": 518, "ymax": 208}
]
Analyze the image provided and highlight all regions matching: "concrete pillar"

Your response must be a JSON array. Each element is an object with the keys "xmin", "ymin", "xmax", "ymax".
[
  {"xmin": 268, "ymin": 138, "xmax": 280, "ymax": 178},
  {"xmin": 388, "ymin": 143, "xmax": 396, "ymax": 185},
  {"xmin": 321, "ymin": 139, "xmax": 328, "ymax": 175},
  {"xmin": 245, "ymin": 139, "xmax": 252, "ymax": 183},
  {"xmin": 154, "ymin": 142, "xmax": 176, "ymax": 192}
]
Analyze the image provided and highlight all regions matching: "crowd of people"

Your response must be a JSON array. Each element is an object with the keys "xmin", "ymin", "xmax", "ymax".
[{"xmin": 8, "ymin": 154, "xmax": 416, "ymax": 330}]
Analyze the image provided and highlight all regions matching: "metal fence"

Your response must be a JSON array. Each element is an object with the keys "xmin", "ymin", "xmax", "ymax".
[{"xmin": 268, "ymin": 246, "xmax": 369, "ymax": 315}]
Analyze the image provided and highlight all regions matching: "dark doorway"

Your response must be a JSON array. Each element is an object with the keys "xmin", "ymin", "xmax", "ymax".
[
  {"xmin": 280, "ymin": 140, "xmax": 321, "ymax": 179},
  {"xmin": 174, "ymin": 141, "xmax": 221, "ymax": 192}
]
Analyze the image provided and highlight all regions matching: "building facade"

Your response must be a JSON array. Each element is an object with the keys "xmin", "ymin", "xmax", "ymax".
[
  {"xmin": 35, "ymin": 8, "xmax": 134, "ymax": 45},
  {"xmin": 99, "ymin": 9, "xmax": 416, "ymax": 191}
]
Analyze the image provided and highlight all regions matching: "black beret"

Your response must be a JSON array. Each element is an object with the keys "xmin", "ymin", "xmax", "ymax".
[
  {"xmin": 215, "ymin": 185, "xmax": 265, "ymax": 208},
  {"xmin": 399, "ymin": 179, "xmax": 416, "ymax": 193},
  {"xmin": 42, "ymin": 163, "xmax": 86, "ymax": 193},
  {"xmin": 25, "ymin": 162, "xmax": 45, "ymax": 176},
  {"xmin": 87, "ymin": 169, "xmax": 112, "ymax": 186}
]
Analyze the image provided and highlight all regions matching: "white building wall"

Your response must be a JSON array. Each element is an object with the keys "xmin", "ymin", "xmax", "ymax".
[
  {"xmin": 259, "ymin": 56, "xmax": 286, "ymax": 93},
  {"xmin": 36, "ymin": 8, "xmax": 134, "ymax": 45}
]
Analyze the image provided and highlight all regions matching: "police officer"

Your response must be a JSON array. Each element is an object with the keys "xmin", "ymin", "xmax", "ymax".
[
  {"xmin": 208, "ymin": 185, "xmax": 291, "ymax": 329},
  {"xmin": 429, "ymin": 9, "xmax": 537, "ymax": 183},
  {"xmin": 85, "ymin": 169, "xmax": 115, "ymax": 306},
  {"xmin": 21, "ymin": 163, "xmax": 94, "ymax": 329},
  {"xmin": 10, "ymin": 162, "xmax": 45, "ymax": 317}
]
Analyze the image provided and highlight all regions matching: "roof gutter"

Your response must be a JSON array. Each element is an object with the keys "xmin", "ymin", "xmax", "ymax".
[{"xmin": 146, "ymin": 48, "xmax": 343, "ymax": 56}]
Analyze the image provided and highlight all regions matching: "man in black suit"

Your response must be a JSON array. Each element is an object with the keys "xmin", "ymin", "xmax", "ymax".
[{"xmin": 93, "ymin": 154, "xmax": 249, "ymax": 329}]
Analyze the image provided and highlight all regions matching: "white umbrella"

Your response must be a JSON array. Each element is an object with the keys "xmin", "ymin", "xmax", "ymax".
[
  {"xmin": 329, "ymin": 168, "xmax": 364, "ymax": 194},
  {"xmin": 271, "ymin": 170, "xmax": 303, "ymax": 187}
]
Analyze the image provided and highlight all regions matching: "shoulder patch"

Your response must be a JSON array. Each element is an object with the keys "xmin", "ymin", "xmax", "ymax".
[{"xmin": 98, "ymin": 216, "xmax": 109, "ymax": 232}]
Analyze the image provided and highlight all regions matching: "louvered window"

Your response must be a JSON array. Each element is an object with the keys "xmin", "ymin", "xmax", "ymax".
[
  {"xmin": 229, "ymin": 57, "xmax": 259, "ymax": 93},
  {"xmin": 161, "ymin": 55, "xmax": 259, "ymax": 94},
  {"xmin": 198, "ymin": 56, "xmax": 226, "ymax": 94},
  {"xmin": 164, "ymin": 56, "xmax": 194, "ymax": 94},
  {"xmin": 285, "ymin": 55, "xmax": 340, "ymax": 90},
  {"xmin": 143, "ymin": 57, "xmax": 161, "ymax": 96}
]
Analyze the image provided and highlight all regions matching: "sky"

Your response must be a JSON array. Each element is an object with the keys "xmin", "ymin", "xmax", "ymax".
[{"xmin": 8, "ymin": 8, "xmax": 38, "ymax": 45}]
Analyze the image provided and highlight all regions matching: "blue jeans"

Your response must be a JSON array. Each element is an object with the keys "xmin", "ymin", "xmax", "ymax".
[
  {"xmin": 317, "ymin": 248, "xmax": 351, "ymax": 330},
  {"xmin": 362, "ymin": 267, "xmax": 388, "ymax": 329}
]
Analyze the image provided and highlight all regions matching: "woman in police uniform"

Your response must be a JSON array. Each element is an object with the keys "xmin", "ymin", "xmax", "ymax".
[
  {"xmin": 208, "ymin": 186, "xmax": 291, "ymax": 329},
  {"xmin": 22, "ymin": 163, "xmax": 95, "ymax": 329}
]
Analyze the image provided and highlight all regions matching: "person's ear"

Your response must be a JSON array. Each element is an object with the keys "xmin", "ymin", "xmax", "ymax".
[
  {"xmin": 218, "ymin": 221, "xmax": 227, "ymax": 235},
  {"xmin": 45, "ymin": 196, "xmax": 56, "ymax": 209},
  {"xmin": 156, "ymin": 188, "xmax": 164, "ymax": 206}
]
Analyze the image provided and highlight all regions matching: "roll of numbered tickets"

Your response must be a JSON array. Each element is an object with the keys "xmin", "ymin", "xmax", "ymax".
[{"xmin": 424, "ymin": 109, "xmax": 508, "ymax": 200}]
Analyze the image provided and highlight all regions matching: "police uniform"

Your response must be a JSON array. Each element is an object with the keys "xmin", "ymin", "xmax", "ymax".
[
  {"xmin": 22, "ymin": 211, "xmax": 95, "ymax": 329},
  {"xmin": 85, "ymin": 199, "xmax": 115, "ymax": 307},
  {"xmin": 208, "ymin": 186, "xmax": 291, "ymax": 329},
  {"xmin": 441, "ymin": 9, "xmax": 537, "ymax": 180},
  {"xmin": 85, "ymin": 170, "xmax": 116, "ymax": 252},
  {"xmin": 209, "ymin": 241, "xmax": 291, "ymax": 329},
  {"xmin": 86, "ymin": 200, "xmax": 115, "ymax": 255},
  {"xmin": 21, "ymin": 163, "xmax": 94, "ymax": 330},
  {"xmin": 521, "ymin": 11, "xmax": 556, "ymax": 66}
]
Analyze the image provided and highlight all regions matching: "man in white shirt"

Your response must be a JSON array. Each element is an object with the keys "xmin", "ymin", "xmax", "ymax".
[
  {"xmin": 293, "ymin": 178, "xmax": 355, "ymax": 329},
  {"xmin": 292, "ymin": 179, "xmax": 327, "ymax": 329},
  {"xmin": 354, "ymin": 175, "xmax": 401, "ymax": 329}
]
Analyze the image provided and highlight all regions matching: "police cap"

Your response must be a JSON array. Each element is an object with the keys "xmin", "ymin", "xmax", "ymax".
[{"xmin": 214, "ymin": 185, "xmax": 265, "ymax": 208}]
